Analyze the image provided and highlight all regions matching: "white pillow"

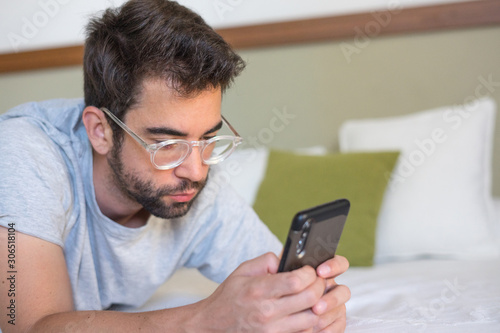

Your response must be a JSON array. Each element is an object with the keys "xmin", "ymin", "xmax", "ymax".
[
  {"xmin": 213, "ymin": 146, "xmax": 329, "ymax": 206},
  {"xmin": 211, "ymin": 147, "xmax": 270, "ymax": 206},
  {"xmin": 495, "ymin": 198, "xmax": 500, "ymax": 253},
  {"xmin": 339, "ymin": 97, "xmax": 499, "ymax": 263}
]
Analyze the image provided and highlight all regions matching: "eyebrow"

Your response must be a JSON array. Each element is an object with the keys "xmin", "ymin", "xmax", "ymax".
[{"xmin": 146, "ymin": 120, "xmax": 223, "ymax": 138}]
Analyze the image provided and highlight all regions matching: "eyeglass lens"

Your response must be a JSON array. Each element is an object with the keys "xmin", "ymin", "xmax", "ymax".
[{"xmin": 153, "ymin": 138, "xmax": 235, "ymax": 168}]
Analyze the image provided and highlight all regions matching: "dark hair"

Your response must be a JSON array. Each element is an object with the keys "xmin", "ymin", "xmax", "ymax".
[{"xmin": 83, "ymin": 0, "xmax": 245, "ymax": 141}]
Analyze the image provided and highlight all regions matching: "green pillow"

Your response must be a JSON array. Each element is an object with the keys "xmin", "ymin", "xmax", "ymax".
[{"xmin": 253, "ymin": 150, "xmax": 399, "ymax": 266}]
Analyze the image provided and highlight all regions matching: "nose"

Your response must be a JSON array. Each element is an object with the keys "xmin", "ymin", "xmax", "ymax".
[{"xmin": 173, "ymin": 145, "xmax": 207, "ymax": 182}]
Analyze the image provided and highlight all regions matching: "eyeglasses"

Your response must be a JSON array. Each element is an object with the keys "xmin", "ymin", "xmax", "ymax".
[{"xmin": 100, "ymin": 107, "xmax": 242, "ymax": 170}]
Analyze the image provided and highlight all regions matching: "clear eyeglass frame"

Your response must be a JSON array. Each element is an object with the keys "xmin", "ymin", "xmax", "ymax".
[{"xmin": 100, "ymin": 107, "xmax": 243, "ymax": 170}]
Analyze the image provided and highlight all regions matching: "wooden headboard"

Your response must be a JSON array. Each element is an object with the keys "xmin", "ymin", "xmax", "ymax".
[{"xmin": 1, "ymin": 0, "xmax": 499, "ymax": 73}]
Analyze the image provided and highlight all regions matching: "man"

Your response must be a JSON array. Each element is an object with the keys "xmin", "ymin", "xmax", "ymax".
[{"xmin": 0, "ymin": 0, "xmax": 350, "ymax": 331}]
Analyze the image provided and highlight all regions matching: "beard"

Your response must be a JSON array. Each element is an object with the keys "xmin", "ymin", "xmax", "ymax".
[{"xmin": 107, "ymin": 145, "xmax": 207, "ymax": 219}]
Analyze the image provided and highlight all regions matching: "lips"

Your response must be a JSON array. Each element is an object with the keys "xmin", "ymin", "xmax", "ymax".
[{"xmin": 169, "ymin": 191, "xmax": 197, "ymax": 203}]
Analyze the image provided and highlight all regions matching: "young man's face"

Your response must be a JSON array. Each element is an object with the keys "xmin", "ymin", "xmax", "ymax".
[{"xmin": 107, "ymin": 79, "xmax": 222, "ymax": 219}]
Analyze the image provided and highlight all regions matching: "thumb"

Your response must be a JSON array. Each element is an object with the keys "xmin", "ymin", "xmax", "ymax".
[{"xmin": 234, "ymin": 252, "xmax": 280, "ymax": 277}]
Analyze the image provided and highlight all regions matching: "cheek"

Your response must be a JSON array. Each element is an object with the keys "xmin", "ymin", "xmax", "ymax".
[{"xmin": 120, "ymin": 140, "xmax": 153, "ymax": 171}]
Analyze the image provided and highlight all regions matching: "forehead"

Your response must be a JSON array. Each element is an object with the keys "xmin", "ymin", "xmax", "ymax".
[{"xmin": 126, "ymin": 79, "xmax": 222, "ymax": 133}]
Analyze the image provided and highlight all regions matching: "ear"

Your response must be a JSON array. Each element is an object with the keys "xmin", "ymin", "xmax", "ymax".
[{"xmin": 82, "ymin": 106, "xmax": 114, "ymax": 155}]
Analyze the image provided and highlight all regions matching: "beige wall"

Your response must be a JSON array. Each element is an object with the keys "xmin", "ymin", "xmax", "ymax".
[
  {"xmin": 1, "ymin": 26, "xmax": 499, "ymax": 195},
  {"xmin": 0, "ymin": 66, "xmax": 83, "ymax": 110},
  {"xmin": 221, "ymin": 26, "xmax": 500, "ymax": 195}
]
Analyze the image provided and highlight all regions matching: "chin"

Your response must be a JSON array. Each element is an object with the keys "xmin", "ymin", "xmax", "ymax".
[{"xmin": 146, "ymin": 195, "xmax": 197, "ymax": 219}]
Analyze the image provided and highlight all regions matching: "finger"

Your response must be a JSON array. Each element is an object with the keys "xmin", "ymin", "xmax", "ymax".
[
  {"xmin": 274, "ymin": 275, "xmax": 326, "ymax": 315},
  {"xmin": 235, "ymin": 296, "xmax": 321, "ymax": 333},
  {"xmin": 316, "ymin": 255, "xmax": 349, "ymax": 279},
  {"xmin": 324, "ymin": 277, "xmax": 338, "ymax": 294},
  {"xmin": 259, "ymin": 267, "xmax": 316, "ymax": 304},
  {"xmin": 268, "ymin": 308, "xmax": 320, "ymax": 333},
  {"xmin": 314, "ymin": 305, "xmax": 347, "ymax": 333},
  {"xmin": 265, "ymin": 265, "xmax": 319, "ymax": 299},
  {"xmin": 234, "ymin": 262, "xmax": 319, "ymax": 303},
  {"xmin": 312, "ymin": 284, "xmax": 351, "ymax": 315},
  {"xmin": 234, "ymin": 252, "xmax": 280, "ymax": 277}
]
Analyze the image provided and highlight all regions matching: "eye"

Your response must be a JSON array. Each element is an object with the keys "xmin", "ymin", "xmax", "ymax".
[
  {"xmin": 152, "ymin": 137, "xmax": 174, "ymax": 144},
  {"xmin": 160, "ymin": 142, "xmax": 180, "ymax": 151},
  {"xmin": 203, "ymin": 134, "xmax": 217, "ymax": 141}
]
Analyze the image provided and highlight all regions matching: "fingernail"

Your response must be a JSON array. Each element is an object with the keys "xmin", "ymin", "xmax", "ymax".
[{"xmin": 318, "ymin": 265, "xmax": 330, "ymax": 276}]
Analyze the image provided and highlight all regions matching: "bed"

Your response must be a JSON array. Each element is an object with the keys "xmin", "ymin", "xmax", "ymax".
[
  {"xmin": 137, "ymin": 252, "xmax": 500, "ymax": 332},
  {"xmin": 340, "ymin": 257, "xmax": 500, "ymax": 332},
  {"xmin": 1, "ymin": 1, "xmax": 499, "ymax": 331},
  {"xmin": 132, "ymin": 97, "xmax": 500, "ymax": 332}
]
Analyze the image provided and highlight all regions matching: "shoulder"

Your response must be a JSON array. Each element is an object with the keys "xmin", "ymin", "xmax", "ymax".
[
  {"xmin": 0, "ymin": 117, "xmax": 73, "ymax": 246},
  {"xmin": 0, "ymin": 116, "xmax": 49, "ymax": 141},
  {"xmin": 0, "ymin": 117, "xmax": 66, "ymax": 171},
  {"xmin": 0, "ymin": 98, "xmax": 85, "ymax": 137},
  {"xmin": 0, "ymin": 98, "xmax": 86, "ymax": 163}
]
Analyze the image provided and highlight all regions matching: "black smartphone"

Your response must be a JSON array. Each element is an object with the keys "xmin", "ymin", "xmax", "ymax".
[{"xmin": 278, "ymin": 199, "xmax": 350, "ymax": 272}]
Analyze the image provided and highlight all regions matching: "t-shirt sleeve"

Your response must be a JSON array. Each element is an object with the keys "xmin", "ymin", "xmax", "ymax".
[
  {"xmin": 0, "ymin": 118, "xmax": 74, "ymax": 247},
  {"xmin": 181, "ymin": 176, "xmax": 283, "ymax": 283}
]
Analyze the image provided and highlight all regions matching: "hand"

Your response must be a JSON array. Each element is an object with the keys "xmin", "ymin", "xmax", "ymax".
[
  {"xmin": 192, "ymin": 252, "xmax": 326, "ymax": 332},
  {"xmin": 311, "ymin": 255, "xmax": 351, "ymax": 332}
]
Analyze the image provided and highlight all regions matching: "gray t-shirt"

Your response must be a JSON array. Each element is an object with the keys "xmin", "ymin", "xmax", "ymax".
[{"xmin": 0, "ymin": 99, "xmax": 282, "ymax": 311}]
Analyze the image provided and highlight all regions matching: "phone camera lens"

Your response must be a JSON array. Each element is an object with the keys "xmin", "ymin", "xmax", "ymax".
[
  {"xmin": 296, "ymin": 240, "xmax": 304, "ymax": 255},
  {"xmin": 303, "ymin": 220, "xmax": 311, "ymax": 230},
  {"xmin": 296, "ymin": 240, "xmax": 303, "ymax": 253},
  {"xmin": 296, "ymin": 231, "xmax": 308, "ymax": 255},
  {"xmin": 296, "ymin": 218, "xmax": 313, "ymax": 257},
  {"xmin": 298, "ymin": 214, "xmax": 307, "ymax": 222}
]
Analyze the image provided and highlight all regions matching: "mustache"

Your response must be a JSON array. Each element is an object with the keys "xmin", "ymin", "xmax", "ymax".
[{"xmin": 153, "ymin": 178, "xmax": 207, "ymax": 197}]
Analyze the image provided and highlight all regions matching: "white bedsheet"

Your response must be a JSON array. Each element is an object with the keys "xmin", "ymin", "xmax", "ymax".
[
  {"xmin": 136, "ymin": 259, "xmax": 500, "ymax": 332},
  {"xmin": 338, "ymin": 197, "xmax": 500, "ymax": 332},
  {"xmin": 337, "ymin": 258, "xmax": 500, "ymax": 332}
]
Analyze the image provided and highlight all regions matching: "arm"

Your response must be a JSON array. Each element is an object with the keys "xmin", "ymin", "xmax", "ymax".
[
  {"xmin": 1, "ymin": 228, "xmax": 329, "ymax": 332},
  {"xmin": 0, "ymin": 228, "xmax": 183, "ymax": 332},
  {"xmin": 0, "ymin": 227, "xmax": 74, "ymax": 332}
]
